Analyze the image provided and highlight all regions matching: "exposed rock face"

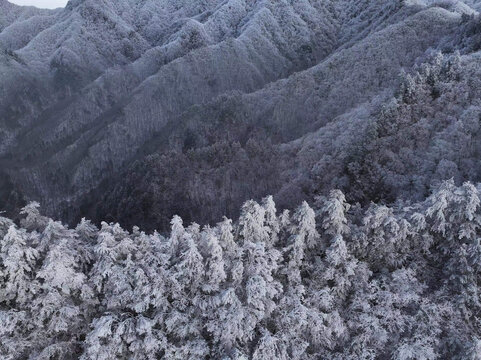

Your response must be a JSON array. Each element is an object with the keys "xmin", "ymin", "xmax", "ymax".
[{"xmin": 0, "ymin": 0, "xmax": 479, "ymax": 230}]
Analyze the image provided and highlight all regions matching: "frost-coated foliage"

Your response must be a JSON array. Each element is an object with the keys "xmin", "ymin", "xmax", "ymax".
[{"xmin": 1, "ymin": 183, "xmax": 481, "ymax": 359}]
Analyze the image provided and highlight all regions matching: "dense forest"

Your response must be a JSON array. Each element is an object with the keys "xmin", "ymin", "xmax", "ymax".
[
  {"xmin": 2, "ymin": 180, "xmax": 481, "ymax": 359},
  {"xmin": 3, "ymin": 0, "xmax": 481, "ymax": 358}
]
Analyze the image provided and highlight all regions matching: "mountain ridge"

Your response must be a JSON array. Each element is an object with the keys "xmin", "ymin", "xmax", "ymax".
[{"xmin": 1, "ymin": 0, "xmax": 480, "ymax": 231}]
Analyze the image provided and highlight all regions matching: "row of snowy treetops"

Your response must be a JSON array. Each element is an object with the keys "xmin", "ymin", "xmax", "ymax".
[{"xmin": 1, "ymin": 179, "xmax": 481, "ymax": 359}]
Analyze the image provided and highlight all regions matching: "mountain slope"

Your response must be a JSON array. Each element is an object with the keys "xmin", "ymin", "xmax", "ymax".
[
  {"xmin": 88, "ymin": 4, "xmax": 467, "ymax": 230},
  {"xmin": 0, "ymin": 0, "xmax": 479, "ymax": 231}
]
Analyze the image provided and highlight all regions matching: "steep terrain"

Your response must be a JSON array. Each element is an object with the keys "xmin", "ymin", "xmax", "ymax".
[{"xmin": 1, "ymin": 0, "xmax": 481, "ymax": 231}]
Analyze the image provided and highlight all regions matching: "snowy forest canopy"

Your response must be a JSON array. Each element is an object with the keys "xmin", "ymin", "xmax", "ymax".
[{"xmin": 2, "ymin": 180, "xmax": 481, "ymax": 359}]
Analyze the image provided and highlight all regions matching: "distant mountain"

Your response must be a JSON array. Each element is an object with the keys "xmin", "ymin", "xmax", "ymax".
[{"xmin": 1, "ymin": 0, "xmax": 480, "ymax": 231}]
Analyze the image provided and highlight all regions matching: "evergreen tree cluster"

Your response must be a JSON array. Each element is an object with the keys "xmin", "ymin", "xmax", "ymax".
[{"xmin": 2, "ymin": 181, "xmax": 481, "ymax": 359}]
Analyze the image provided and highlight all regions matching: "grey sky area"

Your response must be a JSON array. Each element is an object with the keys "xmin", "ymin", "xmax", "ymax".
[{"xmin": 8, "ymin": 0, "xmax": 67, "ymax": 9}]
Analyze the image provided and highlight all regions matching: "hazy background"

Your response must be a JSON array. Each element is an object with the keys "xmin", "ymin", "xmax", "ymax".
[{"xmin": 8, "ymin": 0, "xmax": 67, "ymax": 9}]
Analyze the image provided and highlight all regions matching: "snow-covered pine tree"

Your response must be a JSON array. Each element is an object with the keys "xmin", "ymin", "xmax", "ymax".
[
  {"xmin": 217, "ymin": 216, "xmax": 243, "ymax": 285},
  {"xmin": 321, "ymin": 189, "xmax": 350, "ymax": 238},
  {"xmin": 262, "ymin": 196, "xmax": 280, "ymax": 248},
  {"xmin": 202, "ymin": 227, "xmax": 226, "ymax": 293},
  {"xmin": 237, "ymin": 200, "xmax": 269, "ymax": 245},
  {"xmin": 0, "ymin": 225, "xmax": 39, "ymax": 306}
]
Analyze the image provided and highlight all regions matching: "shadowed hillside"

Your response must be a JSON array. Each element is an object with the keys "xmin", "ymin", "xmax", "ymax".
[{"xmin": 1, "ymin": 0, "xmax": 481, "ymax": 232}]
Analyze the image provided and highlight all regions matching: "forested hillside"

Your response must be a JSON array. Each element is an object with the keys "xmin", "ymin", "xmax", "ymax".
[
  {"xmin": 2, "ymin": 180, "xmax": 481, "ymax": 359},
  {"xmin": 2, "ymin": 0, "xmax": 481, "ymax": 231},
  {"xmin": 3, "ymin": 1, "xmax": 481, "ymax": 358}
]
